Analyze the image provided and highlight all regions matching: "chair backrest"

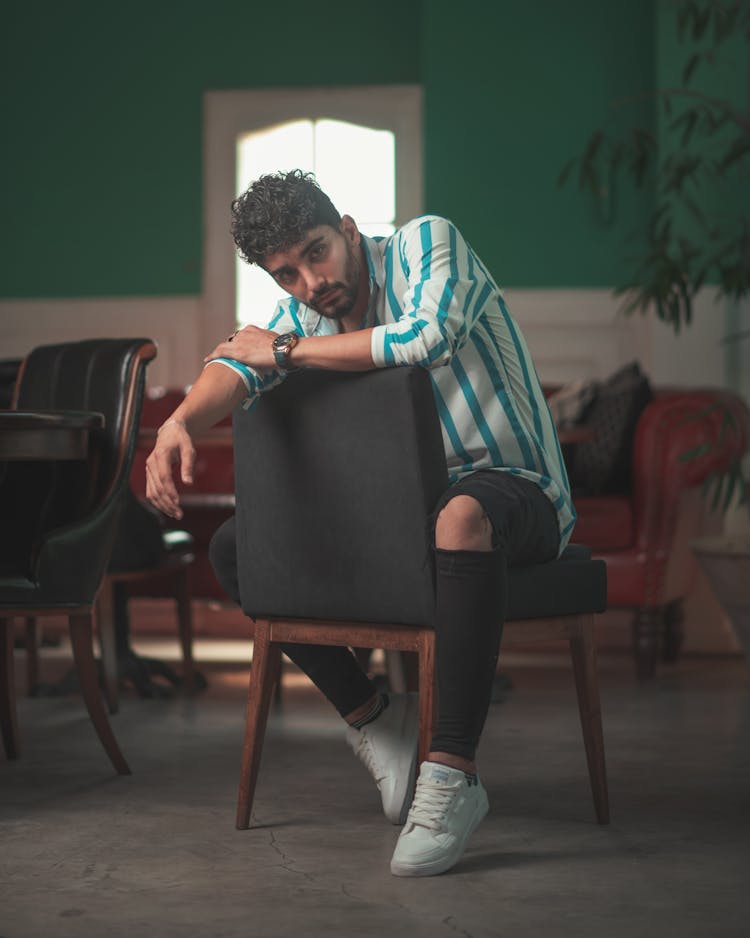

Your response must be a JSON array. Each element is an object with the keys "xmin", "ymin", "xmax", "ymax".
[
  {"xmin": 3, "ymin": 338, "xmax": 156, "ymax": 602},
  {"xmin": 233, "ymin": 367, "xmax": 448, "ymax": 626},
  {"xmin": 0, "ymin": 359, "xmax": 22, "ymax": 408}
]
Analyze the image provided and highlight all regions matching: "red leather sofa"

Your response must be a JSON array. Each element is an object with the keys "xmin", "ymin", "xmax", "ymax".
[
  {"xmin": 572, "ymin": 389, "xmax": 749, "ymax": 679},
  {"xmin": 132, "ymin": 386, "xmax": 750, "ymax": 680}
]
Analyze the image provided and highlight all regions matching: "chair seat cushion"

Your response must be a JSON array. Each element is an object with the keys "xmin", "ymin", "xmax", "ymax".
[
  {"xmin": 0, "ymin": 574, "xmax": 38, "ymax": 604},
  {"xmin": 506, "ymin": 544, "xmax": 607, "ymax": 621},
  {"xmin": 0, "ymin": 574, "xmax": 80, "ymax": 609}
]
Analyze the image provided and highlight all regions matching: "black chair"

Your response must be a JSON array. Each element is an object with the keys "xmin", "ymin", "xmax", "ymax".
[
  {"xmin": 24, "ymin": 487, "xmax": 199, "ymax": 710},
  {"xmin": 0, "ymin": 338, "xmax": 156, "ymax": 773},
  {"xmin": 96, "ymin": 490, "xmax": 198, "ymax": 711},
  {"xmin": 0, "ymin": 359, "xmax": 22, "ymax": 409},
  {"xmin": 228, "ymin": 367, "xmax": 609, "ymax": 829}
]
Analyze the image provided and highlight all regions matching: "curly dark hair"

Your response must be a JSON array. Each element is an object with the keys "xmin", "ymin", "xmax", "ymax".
[{"xmin": 231, "ymin": 169, "xmax": 342, "ymax": 266}]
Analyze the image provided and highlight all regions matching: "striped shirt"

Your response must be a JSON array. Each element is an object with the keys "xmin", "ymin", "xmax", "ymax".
[{"xmin": 209, "ymin": 215, "xmax": 575, "ymax": 552}]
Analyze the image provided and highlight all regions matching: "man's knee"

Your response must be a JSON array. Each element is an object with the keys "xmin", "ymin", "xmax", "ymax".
[{"xmin": 434, "ymin": 495, "xmax": 493, "ymax": 551}]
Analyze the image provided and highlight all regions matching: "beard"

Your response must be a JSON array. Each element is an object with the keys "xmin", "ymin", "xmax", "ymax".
[{"xmin": 309, "ymin": 242, "xmax": 361, "ymax": 320}]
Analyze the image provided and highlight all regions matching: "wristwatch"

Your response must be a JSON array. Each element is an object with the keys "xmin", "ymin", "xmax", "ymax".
[{"xmin": 272, "ymin": 332, "xmax": 299, "ymax": 370}]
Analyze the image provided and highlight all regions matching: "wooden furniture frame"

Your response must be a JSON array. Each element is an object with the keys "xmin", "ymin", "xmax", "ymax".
[{"xmin": 236, "ymin": 612, "xmax": 608, "ymax": 830}]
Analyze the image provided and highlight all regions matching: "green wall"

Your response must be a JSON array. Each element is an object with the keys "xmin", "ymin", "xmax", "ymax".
[
  {"xmin": 655, "ymin": 0, "xmax": 749, "ymax": 254},
  {"xmin": 1, "ymin": 0, "xmax": 420, "ymax": 297},
  {"xmin": 2, "ymin": 0, "xmax": 656, "ymax": 297},
  {"xmin": 423, "ymin": 0, "xmax": 655, "ymax": 286}
]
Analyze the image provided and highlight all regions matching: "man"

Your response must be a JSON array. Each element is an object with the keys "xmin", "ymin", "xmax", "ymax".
[{"xmin": 146, "ymin": 170, "xmax": 574, "ymax": 877}]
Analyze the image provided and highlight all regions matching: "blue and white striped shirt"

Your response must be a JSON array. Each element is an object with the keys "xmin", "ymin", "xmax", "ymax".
[{"xmin": 210, "ymin": 215, "xmax": 575, "ymax": 552}]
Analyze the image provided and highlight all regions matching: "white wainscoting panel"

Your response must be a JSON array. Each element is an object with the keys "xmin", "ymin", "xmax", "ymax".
[
  {"xmin": 0, "ymin": 286, "xmax": 735, "ymax": 392},
  {"xmin": 0, "ymin": 296, "xmax": 203, "ymax": 390},
  {"xmin": 505, "ymin": 288, "xmax": 653, "ymax": 385},
  {"xmin": 650, "ymin": 289, "xmax": 741, "ymax": 390}
]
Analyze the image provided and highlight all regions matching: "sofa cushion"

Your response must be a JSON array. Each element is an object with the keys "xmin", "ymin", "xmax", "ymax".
[
  {"xmin": 572, "ymin": 495, "xmax": 634, "ymax": 551},
  {"xmin": 547, "ymin": 379, "xmax": 597, "ymax": 428},
  {"xmin": 567, "ymin": 361, "xmax": 653, "ymax": 496}
]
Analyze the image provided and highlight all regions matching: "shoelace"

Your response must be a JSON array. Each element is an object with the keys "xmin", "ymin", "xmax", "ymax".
[
  {"xmin": 354, "ymin": 733, "xmax": 386, "ymax": 783},
  {"xmin": 407, "ymin": 779, "xmax": 462, "ymax": 831}
]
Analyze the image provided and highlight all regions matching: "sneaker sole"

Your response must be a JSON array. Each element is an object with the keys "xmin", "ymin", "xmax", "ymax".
[{"xmin": 390, "ymin": 791, "xmax": 489, "ymax": 877}]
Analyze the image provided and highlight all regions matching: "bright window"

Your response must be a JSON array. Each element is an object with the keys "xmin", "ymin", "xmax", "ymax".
[{"xmin": 235, "ymin": 119, "xmax": 396, "ymax": 328}]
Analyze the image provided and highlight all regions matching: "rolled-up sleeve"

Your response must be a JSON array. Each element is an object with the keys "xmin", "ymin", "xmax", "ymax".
[
  {"xmin": 203, "ymin": 301, "xmax": 302, "ymax": 410},
  {"xmin": 204, "ymin": 358, "xmax": 286, "ymax": 410},
  {"xmin": 370, "ymin": 217, "xmax": 487, "ymax": 369}
]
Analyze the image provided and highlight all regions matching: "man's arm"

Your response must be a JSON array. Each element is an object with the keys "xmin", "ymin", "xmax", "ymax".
[
  {"xmin": 212, "ymin": 219, "xmax": 481, "ymax": 374},
  {"xmin": 145, "ymin": 365, "xmax": 246, "ymax": 519},
  {"xmin": 205, "ymin": 324, "xmax": 375, "ymax": 372}
]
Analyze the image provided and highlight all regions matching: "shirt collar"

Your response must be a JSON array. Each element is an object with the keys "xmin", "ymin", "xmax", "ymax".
[{"xmin": 359, "ymin": 233, "xmax": 386, "ymax": 328}]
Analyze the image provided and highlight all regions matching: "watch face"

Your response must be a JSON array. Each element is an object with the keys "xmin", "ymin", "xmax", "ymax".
[{"xmin": 273, "ymin": 333, "xmax": 294, "ymax": 351}]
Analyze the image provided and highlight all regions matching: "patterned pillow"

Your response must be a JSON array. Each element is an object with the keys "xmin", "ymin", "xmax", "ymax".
[
  {"xmin": 547, "ymin": 379, "xmax": 598, "ymax": 428},
  {"xmin": 566, "ymin": 362, "xmax": 653, "ymax": 496}
]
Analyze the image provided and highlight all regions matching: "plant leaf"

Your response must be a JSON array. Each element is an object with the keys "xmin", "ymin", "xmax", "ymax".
[
  {"xmin": 718, "ymin": 135, "xmax": 750, "ymax": 172},
  {"xmin": 682, "ymin": 52, "xmax": 701, "ymax": 83}
]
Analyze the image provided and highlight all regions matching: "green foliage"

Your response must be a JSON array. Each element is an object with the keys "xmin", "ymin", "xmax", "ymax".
[
  {"xmin": 677, "ymin": 401, "xmax": 748, "ymax": 508},
  {"xmin": 559, "ymin": 0, "xmax": 750, "ymax": 334}
]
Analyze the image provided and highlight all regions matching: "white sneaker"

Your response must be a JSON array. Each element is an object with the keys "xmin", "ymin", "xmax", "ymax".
[
  {"xmin": 390, "ymin": 761, "xmax": 489, "ymax": 877},
  {"xmin": 345, "ymin": 693, "xmax": 418, "ymax": 825}
]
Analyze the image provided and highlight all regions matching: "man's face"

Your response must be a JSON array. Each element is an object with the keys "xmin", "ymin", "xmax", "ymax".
[{"xmin": 262, "ymin": 218, "xmax": 363, "ymax": 321}]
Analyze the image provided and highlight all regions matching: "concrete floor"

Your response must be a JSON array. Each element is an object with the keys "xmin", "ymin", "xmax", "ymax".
[{"xmin": 1, "ymin": 642, "xmax": 749, "ymax": 938}]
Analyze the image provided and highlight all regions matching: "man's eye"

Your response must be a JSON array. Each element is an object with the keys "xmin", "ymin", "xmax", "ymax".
[
  {"xmin": 276, "ymin": 271, "xmax": 294, "ymax": 285},
  {"xmin": 310, "ymin": 244, "xmax": 326, "ymax": 260}
]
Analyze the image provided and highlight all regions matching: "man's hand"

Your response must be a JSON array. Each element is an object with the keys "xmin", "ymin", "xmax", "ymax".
[
  {"xmin": 204, "ymin": 325, "xmax": 279, "ymax": 371},
  {"xmin": 145, "ymin": 419, "xmax": 195, "ymax": 520}
]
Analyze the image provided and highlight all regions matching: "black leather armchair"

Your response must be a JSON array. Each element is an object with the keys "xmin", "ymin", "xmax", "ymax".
[{"xmin": 0, "ymin": 338, "xmax": 156, "ymax": 773}]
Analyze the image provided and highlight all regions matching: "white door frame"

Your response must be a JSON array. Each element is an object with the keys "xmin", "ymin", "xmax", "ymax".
[{"xmin": 201, "ymin": 85, "xmax": 423, "ymax": 351}]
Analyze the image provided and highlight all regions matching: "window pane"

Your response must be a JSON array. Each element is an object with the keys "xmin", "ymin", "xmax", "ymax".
[
  {"xmin": 236, "ymin": 121, "xmax": 314, "ymax": 327},
  {"xmin": 234, "ymin": 118, "xmax": 395, "ymax": 328},
  {"xmin": 236, "ymin": 120, "xmax": 314, "ymax": 191},
  {"xmin": 314, "ymin": 119, "xmax": 395, "ymax": 224},
  {"xmin": 358, "ymin": 223, "xmax": 396, "ymax": 238}
]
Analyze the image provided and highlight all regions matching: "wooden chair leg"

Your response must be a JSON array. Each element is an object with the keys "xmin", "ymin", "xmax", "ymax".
[
  {"xmin": 174, "ymin": 567, "xmax": 195, "ymax": 693},
  {"xmin": 25, "ymin": 616, "xmax": 39, "ymax": 696},
  {"xmin": 417, "ymin": 629, "xmax": 436, "ymax": 768},
  {"xmin": 236, "ymin": 618, "xmax": 281, "ymax": 829},
  {"xmin": 96, "ymin": 580, "xmax": 120, "ymax": 714},
  {"xmin": 69, "ymin": 611, "xmax": 131, "ymax": 775},
  {"xmin": 0, "ymin": 617, "xmax": 21, "ymax": 759},
  {"xmin": 273, "ymin": 668, "xmax": 284, "ymax": 708},
  {"xmin": 568, "ymin": 615, "xmax": 609, "ymax": 824},
  {"xmin": 269, "ymin": 645, "xmax": 283, "ymax": 709}
]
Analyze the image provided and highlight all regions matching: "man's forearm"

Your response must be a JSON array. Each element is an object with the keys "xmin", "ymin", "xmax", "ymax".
[
  {"xmin": 167, "ymin": 364, "xmax": 247, "ymax": 435},
  {"xmin": 289, "ymin": 328, "xmax": 375, "ymax": 371}
]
